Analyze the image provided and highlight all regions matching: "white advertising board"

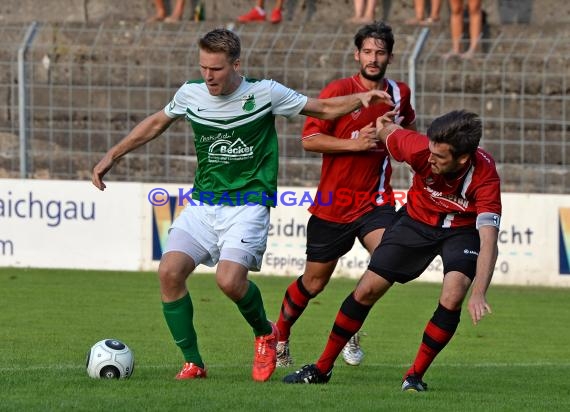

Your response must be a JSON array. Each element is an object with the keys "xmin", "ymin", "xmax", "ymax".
[
  {"xmin": 0, "ymin": 179, "xmax": 144, "ymax": 270},
  {"xmin": 259, "ymin": 190, "xmax": 570, "ymax": 287},
  {"xmin": 2, "ymin": 179, "xmax": 569, "ymax": 288},
  {"xmin": 141, "ymin": 184, "xmax": 570, "ymax": 287},
  {"xmin": 140, "ymin": 184, "xmax": 372, "ymax": 277}
]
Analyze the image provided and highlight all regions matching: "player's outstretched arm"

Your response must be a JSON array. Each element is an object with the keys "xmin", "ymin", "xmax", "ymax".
[
  {"xmin": 468, "ymin": 225, "xmax": 499, "ymax": 324},
  {"xmin": 301, "ymin": 90, "xmax": 393, "ymax": 120},
  {"xmin": 303, "ymin": 122, "xmax": 379, "ymax": 154},
  {"xmin": 92, "ymin": 110, "xmax": 176, "ymax": 191}
]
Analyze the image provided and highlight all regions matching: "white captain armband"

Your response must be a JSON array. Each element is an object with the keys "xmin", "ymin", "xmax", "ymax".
[{"xmin": 476, "ymin": 212, "xmax": 501, "ymax": 230}]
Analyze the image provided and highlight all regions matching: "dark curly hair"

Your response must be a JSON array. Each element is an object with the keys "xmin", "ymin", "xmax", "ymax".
[{"xmin": 354, "ymin": 21, "xmax": 395, "ymax": 54}]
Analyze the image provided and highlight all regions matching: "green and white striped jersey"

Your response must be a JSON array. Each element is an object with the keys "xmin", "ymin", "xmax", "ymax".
[{"xmin": 164, "ymin": 77, "xmax": 308, "ymax": 206}]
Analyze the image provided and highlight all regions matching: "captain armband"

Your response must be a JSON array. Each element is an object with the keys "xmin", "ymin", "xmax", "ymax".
[{"xmin": 476, "ymin": 212, "xmax": 501, "ymax": 230}]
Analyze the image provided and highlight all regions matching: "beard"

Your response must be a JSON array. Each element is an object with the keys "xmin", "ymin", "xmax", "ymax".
[{"xmin": 360, "ymin": 66, "xmax": 386, "ymax": 82}]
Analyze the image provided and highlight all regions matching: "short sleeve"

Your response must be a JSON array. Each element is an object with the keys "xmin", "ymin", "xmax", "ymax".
[
  {"xmin": 164, "ymin": 83, "xmax": 189, "ymax": 118},
  {"xmin": 385, "ymin": 129, "xmax": 428, "ymax": 164},
  {"xmin": 269, "ymin": 80, "xmax": 308, "ymax": 118},
  {"xmin": 301, "ymin": 83, "xmax": 339, "ymax": 139},
  {"xmin": 473, "ymin": 152, "xmax": 502, "ymax": 216}
]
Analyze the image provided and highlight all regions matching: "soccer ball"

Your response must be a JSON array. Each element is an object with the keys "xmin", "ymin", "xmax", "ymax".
[{"xmin": 86, "ymin": 339, "xmax": 134, "ymax": 379}]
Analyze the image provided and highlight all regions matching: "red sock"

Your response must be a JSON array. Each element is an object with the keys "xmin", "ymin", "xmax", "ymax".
[
  {"xmin": 405, "ymin": 303, "xmax": 460, "ymax": 379},
  {"xmin": 276, "ymin": 276, "xmax": 313, "ymax": 341},
  {"xmin": 315, "ymin": 293, "xmax": 371, "ymax": 373}
]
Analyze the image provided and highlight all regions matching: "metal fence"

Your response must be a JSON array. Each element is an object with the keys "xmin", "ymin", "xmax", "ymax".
[{"xmin": 0, "ymin": 21, "xmax": 568, "ymax": 193}]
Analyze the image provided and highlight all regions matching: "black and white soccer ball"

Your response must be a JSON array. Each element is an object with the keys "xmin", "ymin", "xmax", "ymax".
[{"xmin": 86, "ymin": 339, "xmax": 134, "ymax": 379}]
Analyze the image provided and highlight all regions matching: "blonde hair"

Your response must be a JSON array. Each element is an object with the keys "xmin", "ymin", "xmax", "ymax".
[{"xmin": 198, "ymin": 28, "xmax": 241, "ymax": 62}]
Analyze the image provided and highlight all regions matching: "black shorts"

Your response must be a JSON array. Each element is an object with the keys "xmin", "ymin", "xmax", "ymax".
[
  {"xmin": 306, "ymin": 205, "xmax": 396, "ymax": 263},
  {"xmin": 368, "ymin": 208, "xmax": 480, "ymax": 284}
]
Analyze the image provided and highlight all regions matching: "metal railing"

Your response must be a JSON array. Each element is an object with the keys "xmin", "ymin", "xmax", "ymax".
[{"xmin": 1, "ymin": 21, "xmax": 568, "ymax": 193}]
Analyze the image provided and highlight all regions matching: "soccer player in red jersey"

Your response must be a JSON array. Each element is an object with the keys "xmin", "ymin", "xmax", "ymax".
[
  {"xmin": 275, "ymin": 21, "xmax": 416, "ymax": 368},
  {"xmin": 283, "ymin": 109, "xmax": 501, "ymax": 390}
]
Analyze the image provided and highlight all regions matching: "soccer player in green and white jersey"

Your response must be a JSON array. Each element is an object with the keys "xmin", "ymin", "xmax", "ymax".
[{"xmin": 92, "ymin": 28, "xmax": 392, "ymax": 382}]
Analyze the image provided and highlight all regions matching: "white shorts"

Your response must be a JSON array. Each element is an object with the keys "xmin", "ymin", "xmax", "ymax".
[{"xmin": 164, "ymin": 204, "xmax": 270, "ymax": 271}]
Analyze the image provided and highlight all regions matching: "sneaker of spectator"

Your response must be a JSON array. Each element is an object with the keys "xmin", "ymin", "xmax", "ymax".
[
  {"xmin": 270, "ymin": 7, "xmax": 283, "ymax": 23},
  {"xmin": 238, "ymin": 6, "xmax": 266, "ymax": 22},
  {"xmin": 237, "ymin": 1, "xmax": 284, "ymax": 24}
]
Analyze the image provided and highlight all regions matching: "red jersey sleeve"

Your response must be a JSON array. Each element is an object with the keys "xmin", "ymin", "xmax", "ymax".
[
  {"xmin": 385, "ymin": 129, "xmax": 428, "ymax": 165},
  {"xmin": 472, "ymin": 150, "xmax": 502, "ymax": 216}
]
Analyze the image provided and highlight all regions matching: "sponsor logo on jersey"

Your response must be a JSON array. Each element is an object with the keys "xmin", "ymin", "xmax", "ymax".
[
  {"xmin": 208, "ymin": 137, "xmax": 254, "ymax": 163},
  {"xmin": 424, "ymin": 185, "xmax": 469, "ymax": 210}
]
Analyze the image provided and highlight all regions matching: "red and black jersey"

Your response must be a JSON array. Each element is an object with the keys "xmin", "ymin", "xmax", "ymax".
[
  {"xmin": 385, "ymin": 129, "xmax": 502, "ymax": 228},
  {"xmin": 303, "ymin": 74, "xmax": 415, "ymax": 224}
]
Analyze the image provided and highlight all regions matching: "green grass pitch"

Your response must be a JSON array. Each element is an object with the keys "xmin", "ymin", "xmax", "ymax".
[{"xmin": 1, "ymin": 268, "xmax": 569, "ymax": 411}]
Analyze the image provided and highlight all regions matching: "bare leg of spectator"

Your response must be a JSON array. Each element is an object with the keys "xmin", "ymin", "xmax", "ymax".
[
  {"xmin": 443, "ymin": 0, "xmax": 464, "ymax": 59},
  {"xmin": 426, "ymin": 0, "xmax": 442, "ymax": 24},
  {"xmin": 362, "ymin": 0, "xmax": 376, "ymax": 22},
  {"xmin": 165, "ymin": 0, "xmax": 186, "ymax": 22},
  {"xmin": 461, "ymin": 0, "xmax": 482, "ymax": 59},
  {"xmin": 148, "ymin": 0, "xmax": 167, "ymax": 22},
  {"xmin": 406, "ymin": 0, "xmax": 426, "ymax": 25},
  {"xmin": 349, "ymin": 0, "xmax": 366, "ymax": 23}
]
